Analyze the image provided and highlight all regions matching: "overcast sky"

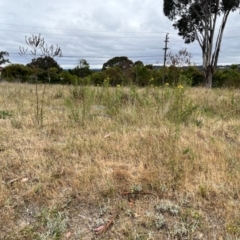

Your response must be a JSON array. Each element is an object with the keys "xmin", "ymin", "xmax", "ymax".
[{"xmin": 1, "ymin": 0, "xmax": 240, "ymax": 69}]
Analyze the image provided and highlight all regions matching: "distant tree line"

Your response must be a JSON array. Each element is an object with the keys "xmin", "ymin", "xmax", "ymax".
[
  {"xmin": 2, "ymin": 54, "xmax": 240, "ymax": 87},
  {"xmin": 1, "ymin": 36, "xmax": 240, "ymax": 89},
  {"xmin": 2, "ymin": 0, "xmax": 240, "ymax": 89}
]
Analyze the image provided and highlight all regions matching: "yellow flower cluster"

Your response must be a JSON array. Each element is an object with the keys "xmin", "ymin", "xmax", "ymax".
[{"xmin": 177, "ymin": 84, "xmax": 184, "ymax": 89}]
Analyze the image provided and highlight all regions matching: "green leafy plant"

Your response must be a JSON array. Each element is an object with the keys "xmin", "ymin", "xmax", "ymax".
[{"xmin": 0, "ymin": 110, "xmax": 12, "ymax": 119}]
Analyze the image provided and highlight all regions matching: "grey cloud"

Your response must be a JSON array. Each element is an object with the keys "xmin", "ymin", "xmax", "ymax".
[{"xmin": 1, "ymin": 0, "xmax": 240, "ymax": 68}]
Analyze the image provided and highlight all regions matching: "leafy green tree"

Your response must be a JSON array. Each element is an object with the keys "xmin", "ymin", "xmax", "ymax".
[
  {"xmin": 60, "ymin": 71, "xmax": 78, "ymax": 84},
  {"xmin": 70, "ymin": 59, "xmax": 91, "ymax": 78},
  {"xmin": 166, "ymin": 65, "xmax": 180, "ymax": 85},
  {"xmin": 79, "ymin": 59, "xmax": 89, "ymax": 68},
  {"xmin": 212, "ymin": 69, "xmax": 225, "ymax": 87},
  {"xmin": 0, "ymin": 51, "xmax": 10, "ymax": 66},
  {"xmin": 183, "ymin": 66, "xmax": 204, "ymax": 86},
  {"xmin": 48, "ymin": 67, "xmax": 60, "ymax": 83},
  {"xmin": 2, "ymin": 64, "xmax": 32, "ymax": 82},
  {"xmin": 91, "ymin": 72, "xmax": 107, "ymax": 85},
  {"xmin": 27, "ymin": 56, "xmax": 62, "ymax": 83},
  {"xmin": 163, "ymin": 0, "xmax": 240, "ymax": 88},
  {"xmin": 104, "ymin": 66, "xmax": 123, "ymax": 86},
  {"xmin": 145, "ymin": 64, "xmax": 154, "ymax": 70},
  {"xmin": 152, "ymin": 68, "xmax": 166, "ymax": 86},
  {"xmin": 27, "ymin": 56, "xmax": 61, "ymax": 71},
  {"xmin": 132, "ymin": 65, "xmax": 152, "ymax": 86},
  {"xmin": 102, "ymin": 56, "xmax": 133, "ymax": 70},
  {"xmin": 213, "ymin": 65, "xmax": 240, "ymax": 87},
  {"xmin": 133, "ymin": 61, "xmax": 144, "ymax": 67}
]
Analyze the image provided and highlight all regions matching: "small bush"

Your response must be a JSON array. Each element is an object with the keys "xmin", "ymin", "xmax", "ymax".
[{"xmin": 0, "ymin": 110, "xmax": 12, "ymax": 119}]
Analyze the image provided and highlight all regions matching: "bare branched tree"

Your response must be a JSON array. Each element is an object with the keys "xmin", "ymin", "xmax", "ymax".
[
  {"xmin": 167, "ymin": 48, "xmax": 192, "ymax": 67},
  {"xmin": 166, "ymin": 48, "xmax": 192, "ymax": 85},
  {"xmin": 19, "ymin": 33, "xmax": 62, "ymax": 60},
  {"xmin": 19, "ymin": 33, "xmax": 62, "ymax": 83},
  {"xmin": 19, "ymin": 33, "xmax": 63, "ymax": 127}
]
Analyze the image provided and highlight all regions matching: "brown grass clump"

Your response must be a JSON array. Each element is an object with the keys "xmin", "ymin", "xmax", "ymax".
[{"xmin": 0, "ymin": 82, "xmax": 240, "ymax": 239}]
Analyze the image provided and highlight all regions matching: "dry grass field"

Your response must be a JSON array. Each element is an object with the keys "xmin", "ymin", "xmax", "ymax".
[{"xmin": 0, "ymin": 82, "xmax": 240, "ymax": 239}]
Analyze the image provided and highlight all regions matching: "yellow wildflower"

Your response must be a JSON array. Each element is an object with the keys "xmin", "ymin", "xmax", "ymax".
[{"xmin": 177, "ymin": 84, "xmax": 184, "ymax": 89}]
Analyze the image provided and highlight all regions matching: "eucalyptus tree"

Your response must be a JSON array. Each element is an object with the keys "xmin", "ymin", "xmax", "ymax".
[
  {"xmin": 102, "ymin": 56, "xmax": 133, "ymax": 70},
  {"xmin": 0, "ymin": 51, "xmax": 10, "ymax": 66},
  {"xmin": 27, "ymin": 56, "xmax": 61, "ymax": 72},
  {"xmin": 163, "ymin": 0, "xmax": 240, "ymax": 88},
  {"xmin": 71, "ymin": 59, "xmax": 91, "ymax": 78}
]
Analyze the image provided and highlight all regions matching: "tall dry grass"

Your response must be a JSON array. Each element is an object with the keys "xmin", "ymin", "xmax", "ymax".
[{"xmin": 0, "ymin": 82, "xmax": 240, "ymax": 239}]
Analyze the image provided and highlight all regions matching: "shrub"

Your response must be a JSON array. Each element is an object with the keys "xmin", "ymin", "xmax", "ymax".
[
  {"xmin": 213, "ymin": 65, "xmax": 240, "ymax": 88},
  {"xmin": 59, "ymin": 71, "xmax": 77, "ymax": 84},
  {"xmin": 91, "ymin": 72, "xmax": 107, "ymax": 85},
  {"xmin": 104, "ymin": 66, "xmax": 123, "ymax": 86},
  {"xmin": 2, "ymin": 64, "xmax": 32, "ymax": 82},
  {"xmin": 183, "ymin": 66, "xmax": 204, "ymax": 86}
]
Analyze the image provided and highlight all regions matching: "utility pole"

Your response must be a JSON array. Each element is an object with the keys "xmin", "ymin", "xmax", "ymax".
[
  {"xmin": 162, "ymin": 33, "xmax": 169, "ymax": 84},
  {"xmin": 163, "ymin": 33, "xmax": 169, "ymax": 67}
]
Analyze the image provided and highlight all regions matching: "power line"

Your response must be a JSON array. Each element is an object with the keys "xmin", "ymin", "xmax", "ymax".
[
  {"xmin": 0, "ymin": 29, "xmax": 169, "ymax": 39},
  {"xmin": 4, "ymin": 52, "xmax": 229, "ymax": 66},
  {"xmin": 8, "ymin": 52, "xmax": 163, "ymax": 59},
  {"xmin": 2, "ymin": 27, "xmax": 240, "ymax": 42},
  {"xmin": 8, "ymin": 51, "xmax": 240, "ymax": 62},
  {"xmin": 7, "ymin": 47, "xmax": 166, "ymax": 53},
  {"xmin": 0, "ymin": 23, "xmax": 176, "ymax": 34},
  {"xmin": 0, "ymin": 22, "xmax": 239, "ymax": 34}
]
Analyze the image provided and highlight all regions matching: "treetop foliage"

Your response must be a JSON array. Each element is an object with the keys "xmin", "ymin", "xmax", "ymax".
[
  {"xmin": 0, "ymin": 51, "xmax": 10, "ymax": 66},
  {"xmin": 133, "ymin": 61, "xmax": 144, "ymax": 67},
  {"xmin": 27, "ymin": 56, "xmax": 62, "ymax": 72},
  {"xmin": 102, "ymin": 56, "xmax": 133, "ymax": 70},
  {"xmin": 68, "ymin": 59, "xmax": 91, "ymax": 78},
  {"xmin": 78, "ymin": 59, "xmax": 90, "ymax": 69},
  {"xmin": 163, "ymin": 0, "xmax": 240, "ymax": 44},
  {"xmin": 164, "ymin": 0, "xmax": 240, "ymax": 87}
]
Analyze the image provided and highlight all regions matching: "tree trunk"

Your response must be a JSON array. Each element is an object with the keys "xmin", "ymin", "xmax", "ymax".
[{"xmin": 204, "ymin": 65, "xmax": 214, "ymax": 88}]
